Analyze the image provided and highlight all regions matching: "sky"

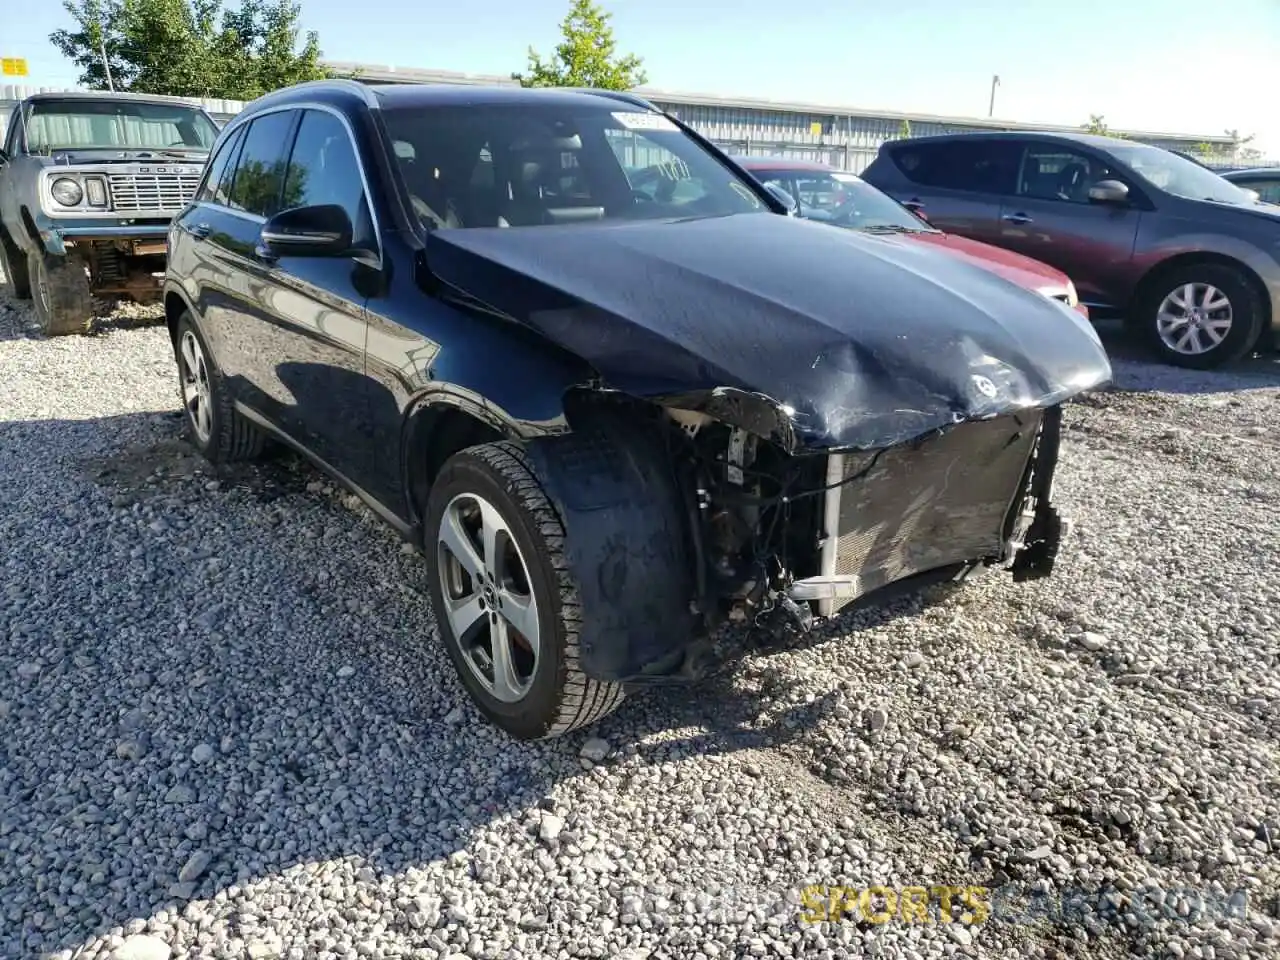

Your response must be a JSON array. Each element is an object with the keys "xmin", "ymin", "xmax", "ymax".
[{"xmin": 6, "ymin": 0, "xmax": 1280, "ymax": 155}]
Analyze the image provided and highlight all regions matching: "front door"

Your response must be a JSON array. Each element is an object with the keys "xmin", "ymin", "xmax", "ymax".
[{"xmin": 996, "ymin": 142, "xmax": 1142, "ymax": 310}]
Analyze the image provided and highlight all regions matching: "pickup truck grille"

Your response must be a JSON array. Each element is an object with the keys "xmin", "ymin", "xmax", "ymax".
[
  {"xmin": 108, "ymin": 172, "xmax": 201, "ymax": 213},
  {"xmin": 824, "ymin": 411, "xmax": 1043, "ymax": 613}
]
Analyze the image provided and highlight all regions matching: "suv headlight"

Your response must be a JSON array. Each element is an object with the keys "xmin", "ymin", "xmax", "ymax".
[{"xmin": 50, "ymin": 177, "xmax": 84, "ymax": 206}]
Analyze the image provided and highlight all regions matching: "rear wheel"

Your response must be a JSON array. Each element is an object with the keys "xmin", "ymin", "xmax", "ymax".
[
  {"xmin": 424, "ymin": 441, "xmax": 625, "ymax": 741},
  {"xmin": 1135, "ymin": 263, "xmax": 1263, "ymax": 369},
  {"xmin": 173, "ymin": 311, "xmax": 266, "ymax": 463},
  {"xmin": 0, "ymin": 233, "xmax": 31, "ymax": 299},
  {"xmin": 30, "ymin": 252, "xmax": 93, "ymax": 336}
]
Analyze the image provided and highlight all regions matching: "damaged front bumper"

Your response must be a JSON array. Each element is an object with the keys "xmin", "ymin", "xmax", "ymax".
[{"xmin": 792, "ymin": 403, "xmax": 1068, "ymax": 617}]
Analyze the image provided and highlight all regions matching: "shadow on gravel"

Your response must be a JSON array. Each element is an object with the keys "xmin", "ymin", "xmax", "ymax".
[
  {"xmin": 1094, "ymin": 319, "xmax": 1280, "ymax": 395},
  {"xmin": 0, "ymin": 410, "xmax": 847, "ymax": 957}
]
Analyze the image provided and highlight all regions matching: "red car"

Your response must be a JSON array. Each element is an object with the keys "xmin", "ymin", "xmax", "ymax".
[{"xmin": 735, "ymin": 157, "xmax": 1089, "ymax": 320}]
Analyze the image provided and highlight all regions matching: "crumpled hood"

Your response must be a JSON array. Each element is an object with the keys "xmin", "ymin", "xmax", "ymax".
[{"xmin": 424, "ymin": 211, "xmax": 1112, "ymax": 452}]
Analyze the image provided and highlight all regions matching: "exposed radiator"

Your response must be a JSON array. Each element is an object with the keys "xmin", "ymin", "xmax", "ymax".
[{"xmin": 818, "ymin": 410, "xmax": 1044, "ymax": 615}]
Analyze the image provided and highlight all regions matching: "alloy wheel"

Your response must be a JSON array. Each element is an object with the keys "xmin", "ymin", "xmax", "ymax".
[
  {"xmin": 1156, "ymin": 282, "xmax": 1233, "ymax": 356},
  {"xmin": 179, "ymin": 329, "xmax": 213, "ymax": 444},
  {"xmin": 436, "ymin": 492, "xmax": 540, "ymax": 704}
]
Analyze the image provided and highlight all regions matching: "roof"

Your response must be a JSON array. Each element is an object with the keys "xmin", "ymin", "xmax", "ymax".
[
  {"xmin": 887, "ymin": 129, "xmax": 1140, "ymax": 150},
  {"xmin": 321, "ymin": 61, "xmax": 1238, "ymax": 146},
  {"xmin": 368, "ymin": 83, "xmax": 653, "ymax": 111},
  {"xmin": 1221, "ymin": 167, "xmax": 1280, "ymax": 179},
  {"xmin": 20, "ymin": 89, "xmax": 214, "ymax": 110}
]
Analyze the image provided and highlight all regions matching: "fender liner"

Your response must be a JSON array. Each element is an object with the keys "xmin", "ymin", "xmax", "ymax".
[{"xmin": 521, "ymin": 416, "xmax": 702, "ymax": 684}]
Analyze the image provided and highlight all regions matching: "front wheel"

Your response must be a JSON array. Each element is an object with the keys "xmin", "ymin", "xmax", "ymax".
[
  {"xmin": 1136, "ymin": 263, "xmax": 1263, "ymax": 369},
  {"xmin": 424, "ymin": 441, "xmax": 625, "ymax": 741},
  {"xmin": 30, "ymin": 252, "xmax": 93, "ymax": 336}
]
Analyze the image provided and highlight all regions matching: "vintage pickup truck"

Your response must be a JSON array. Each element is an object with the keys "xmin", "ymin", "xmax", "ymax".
[{"xmin": 0, "ymin": 90, "xmax": 218, "ymax": 334}]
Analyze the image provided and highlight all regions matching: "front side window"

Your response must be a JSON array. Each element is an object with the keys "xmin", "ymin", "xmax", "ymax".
[
  {"xmin": 226, "ymin": 111, "xmax": 298, "ymax": 218},
  {"xmin": 891, "ymin": 140, "xmax": 1020, "ymax": 195},
  {"xmin": 282, "ymin": 110, "xmax": 368, "ymax": 218},
  {"xmin": 1107, "ymin": 143, "xmax": 1256, "ymax": 204},
  {"xmin": 21, "ymin": 99, "xmax": 219, "ymax": 153},
  {"xmin": 381, "ymin": 103, "xmax": 766, "ymax": 229},
  {"xmin": 1016, "ymin": 146, "xmax": 1125, "ymax": 204}
]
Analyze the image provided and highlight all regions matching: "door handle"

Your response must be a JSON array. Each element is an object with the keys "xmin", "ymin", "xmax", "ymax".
[
  {"xmin": 1002, "ymin": 212, "xmax": 1033, "ymax": 224},
  {"xmin": 187, "ymin": 222, "xmax": 211, "ymax": 240}
]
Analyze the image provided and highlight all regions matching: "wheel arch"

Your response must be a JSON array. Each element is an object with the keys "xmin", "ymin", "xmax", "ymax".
[
  {"xmin": 1130, "ymin": 252, "xmax": 1272, "ymax": 339},
  {"xmin": 163, "ymin": 282, "xmax": 196, "ymax": 348}
]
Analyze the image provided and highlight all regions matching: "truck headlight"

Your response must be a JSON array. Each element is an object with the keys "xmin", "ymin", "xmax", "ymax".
[{"xmin": 50, "ymin": 177, "xmax": 84, "ymax": 206}]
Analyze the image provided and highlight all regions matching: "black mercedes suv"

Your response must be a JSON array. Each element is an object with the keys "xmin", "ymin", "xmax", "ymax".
[{"xmin": 163, "ymin": 80, "xmax": 1110, "ymax": 740}]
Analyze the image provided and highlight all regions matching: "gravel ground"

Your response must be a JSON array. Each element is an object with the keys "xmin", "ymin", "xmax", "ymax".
[{"xmin": 2, "ymin": 280, "xmax": 1280, "ymax": 960}]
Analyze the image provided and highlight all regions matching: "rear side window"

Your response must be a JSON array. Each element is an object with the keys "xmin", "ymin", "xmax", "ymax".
[
  {"xmin": 891, "ymin": 140, "xmax": 1020, "ymax": 194},
  {"xmin": 197, "ymin": 125, "xmax": 245, "ymax": 205},
  {"xmin": 226, "ymin": 110, "xmax": 298, "ymax": 218}
]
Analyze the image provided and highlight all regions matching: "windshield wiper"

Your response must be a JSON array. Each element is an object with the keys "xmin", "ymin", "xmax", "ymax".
[{"xmin": 858, "ymin": 223, "xmax": 925, "ymax": 234}]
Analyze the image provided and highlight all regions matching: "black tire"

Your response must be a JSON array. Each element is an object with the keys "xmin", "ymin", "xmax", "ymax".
[
  {"xmin": 173, "ymin": 311, "xmax": 266, "ymax": 463},
  {"xmin": 424, "ymin": 441, "xmax": 625, "ymax": 741},
  {"xmin": 29, "ymin": 252, "xmax": 94, "ymax": 336},
  {"xmin": 1134, "ymin": 262, "xmax": 1263, "ymax": 369},
  {"xmin": 0, "ymin": 232, "xmax": 31, "ymax": 299}
]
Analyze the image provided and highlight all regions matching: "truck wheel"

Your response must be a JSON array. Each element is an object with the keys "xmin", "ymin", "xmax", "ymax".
[
  {"xmin": 1135, "ymin": 262, "xmax": 1263, "ymax": 369},
  {"xmin": 0, "ymin": 234, "xmax": 31, "ymax": 299},
  {"xmin": 424, "ymin": 441, "xmax": 625, "ymax": 741},
  {"xmin": 173, "ymin": 311, "xmax": 266, "ymax": 462},
  {"xmin": 29, "ymin": 252, "xmax": 93, "ymax": 336}
]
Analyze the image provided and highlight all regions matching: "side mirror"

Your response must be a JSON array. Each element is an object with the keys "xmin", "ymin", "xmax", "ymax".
[
  {"xmin": 259, "ymin": 203, "xmax": 354, "ymax": 257},
  {"xmin": 763, "ymin": 182, "xmax": 799, "ymax": 216},
  {"xmin": 1088, "ymin": 179, "xmax": 1129, "ymax": 204}
]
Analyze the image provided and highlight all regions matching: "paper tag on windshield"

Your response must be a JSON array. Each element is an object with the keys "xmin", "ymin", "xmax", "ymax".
[{"xmin": 612, "ymin": 111, "xmax": 678, "ymax": 132}]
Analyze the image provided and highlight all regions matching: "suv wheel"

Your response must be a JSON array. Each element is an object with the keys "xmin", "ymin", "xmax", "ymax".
[
  {"xmin": 1137, "ymin": 263, "xmax": 1263, "ymax": 369},
  {"xmin": 173, "ymin": 312, "xmax": 266, "ymax": 462},
  {"xmin": 424, "ymin": 441, "xmax": 625, "ymax": 741},
  {"xmin": 0, "ymin": 234, "xmax": 31, "ymax": 299},
  {"xmin": 29, "ymin": 252, "xmax": 93, "ymax": 336}
]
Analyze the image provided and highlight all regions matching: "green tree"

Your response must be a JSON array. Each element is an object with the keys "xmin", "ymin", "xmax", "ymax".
[
  {"xmin": 513, "ymin": 0, "xmax": 647, "ymax": 90},
  {"xmin": 51, "ymin": 0, "xmax": 328, "ymax": 101},
  {"xmin": 1082, "ymin": 114, "xmax": 1127, "ymax": 139},
  {"xmin": 897, "ymin": 118, "xmax": 911, "ymax": 139}
]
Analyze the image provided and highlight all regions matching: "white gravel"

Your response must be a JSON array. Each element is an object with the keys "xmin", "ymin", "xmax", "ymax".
[{"xmin": 2, "ymin": 281, "xmax": 1279, "ymax": 960}]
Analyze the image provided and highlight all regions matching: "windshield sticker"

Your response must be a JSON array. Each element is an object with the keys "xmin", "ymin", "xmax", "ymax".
[{"xmin": 612, "ymin": 111, "xmax": 679, "ymax": 132}]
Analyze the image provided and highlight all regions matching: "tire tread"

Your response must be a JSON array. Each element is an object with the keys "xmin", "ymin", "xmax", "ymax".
[{"xmin": 451, "ymin": 440, "xmax": 625, "ymax": 739}]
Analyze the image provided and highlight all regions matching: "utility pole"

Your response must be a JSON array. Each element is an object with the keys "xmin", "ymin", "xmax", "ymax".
[{"xmin": 988, "ymin": 75, "xmax": 1000, "ymax": 117}]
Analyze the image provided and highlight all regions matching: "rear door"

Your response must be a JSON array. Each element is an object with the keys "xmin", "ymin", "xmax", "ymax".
[
  {"xmin": 996, "ymin": 141, "xmax": 1143, "ymax": 309},
  {"xmin": 870, "ymin": 138, "xmax": 1021, "ymax": 244}
]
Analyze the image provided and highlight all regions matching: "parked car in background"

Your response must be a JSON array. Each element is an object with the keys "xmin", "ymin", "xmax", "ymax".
[
  {"xmin": 1221, "ymin": 167, "xmax": 1280, "ymax": 205},
  {"xmin": 862, "ymin": 131, "xmax": 1280, "ymax": 369},
  {"xmin": 0, "ymin": 91, "xmax": 217, "ymax": 334},
  {"xmin": 163, "ymin": 80, "xmax": 1110, "ymax": 740},
  {"xmin": 734, "ymin": 156, "xmax": 1087, "ymax": 319}
]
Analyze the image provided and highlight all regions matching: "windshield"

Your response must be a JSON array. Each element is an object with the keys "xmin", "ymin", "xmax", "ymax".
[
  {"xmin": 381, "ymin": 103, "xmax": 767, "ymax": 229},
  {"xmin": 23, "ymin": 99, "xmax": 219, "ymax": 153},
  {"xmin": 1107, "ymin": 143, "xmax": 1256, "ymax": 204},
  {"xmin": 752, "ymin": 168, "xmax": 930, "ymax": 231}
]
